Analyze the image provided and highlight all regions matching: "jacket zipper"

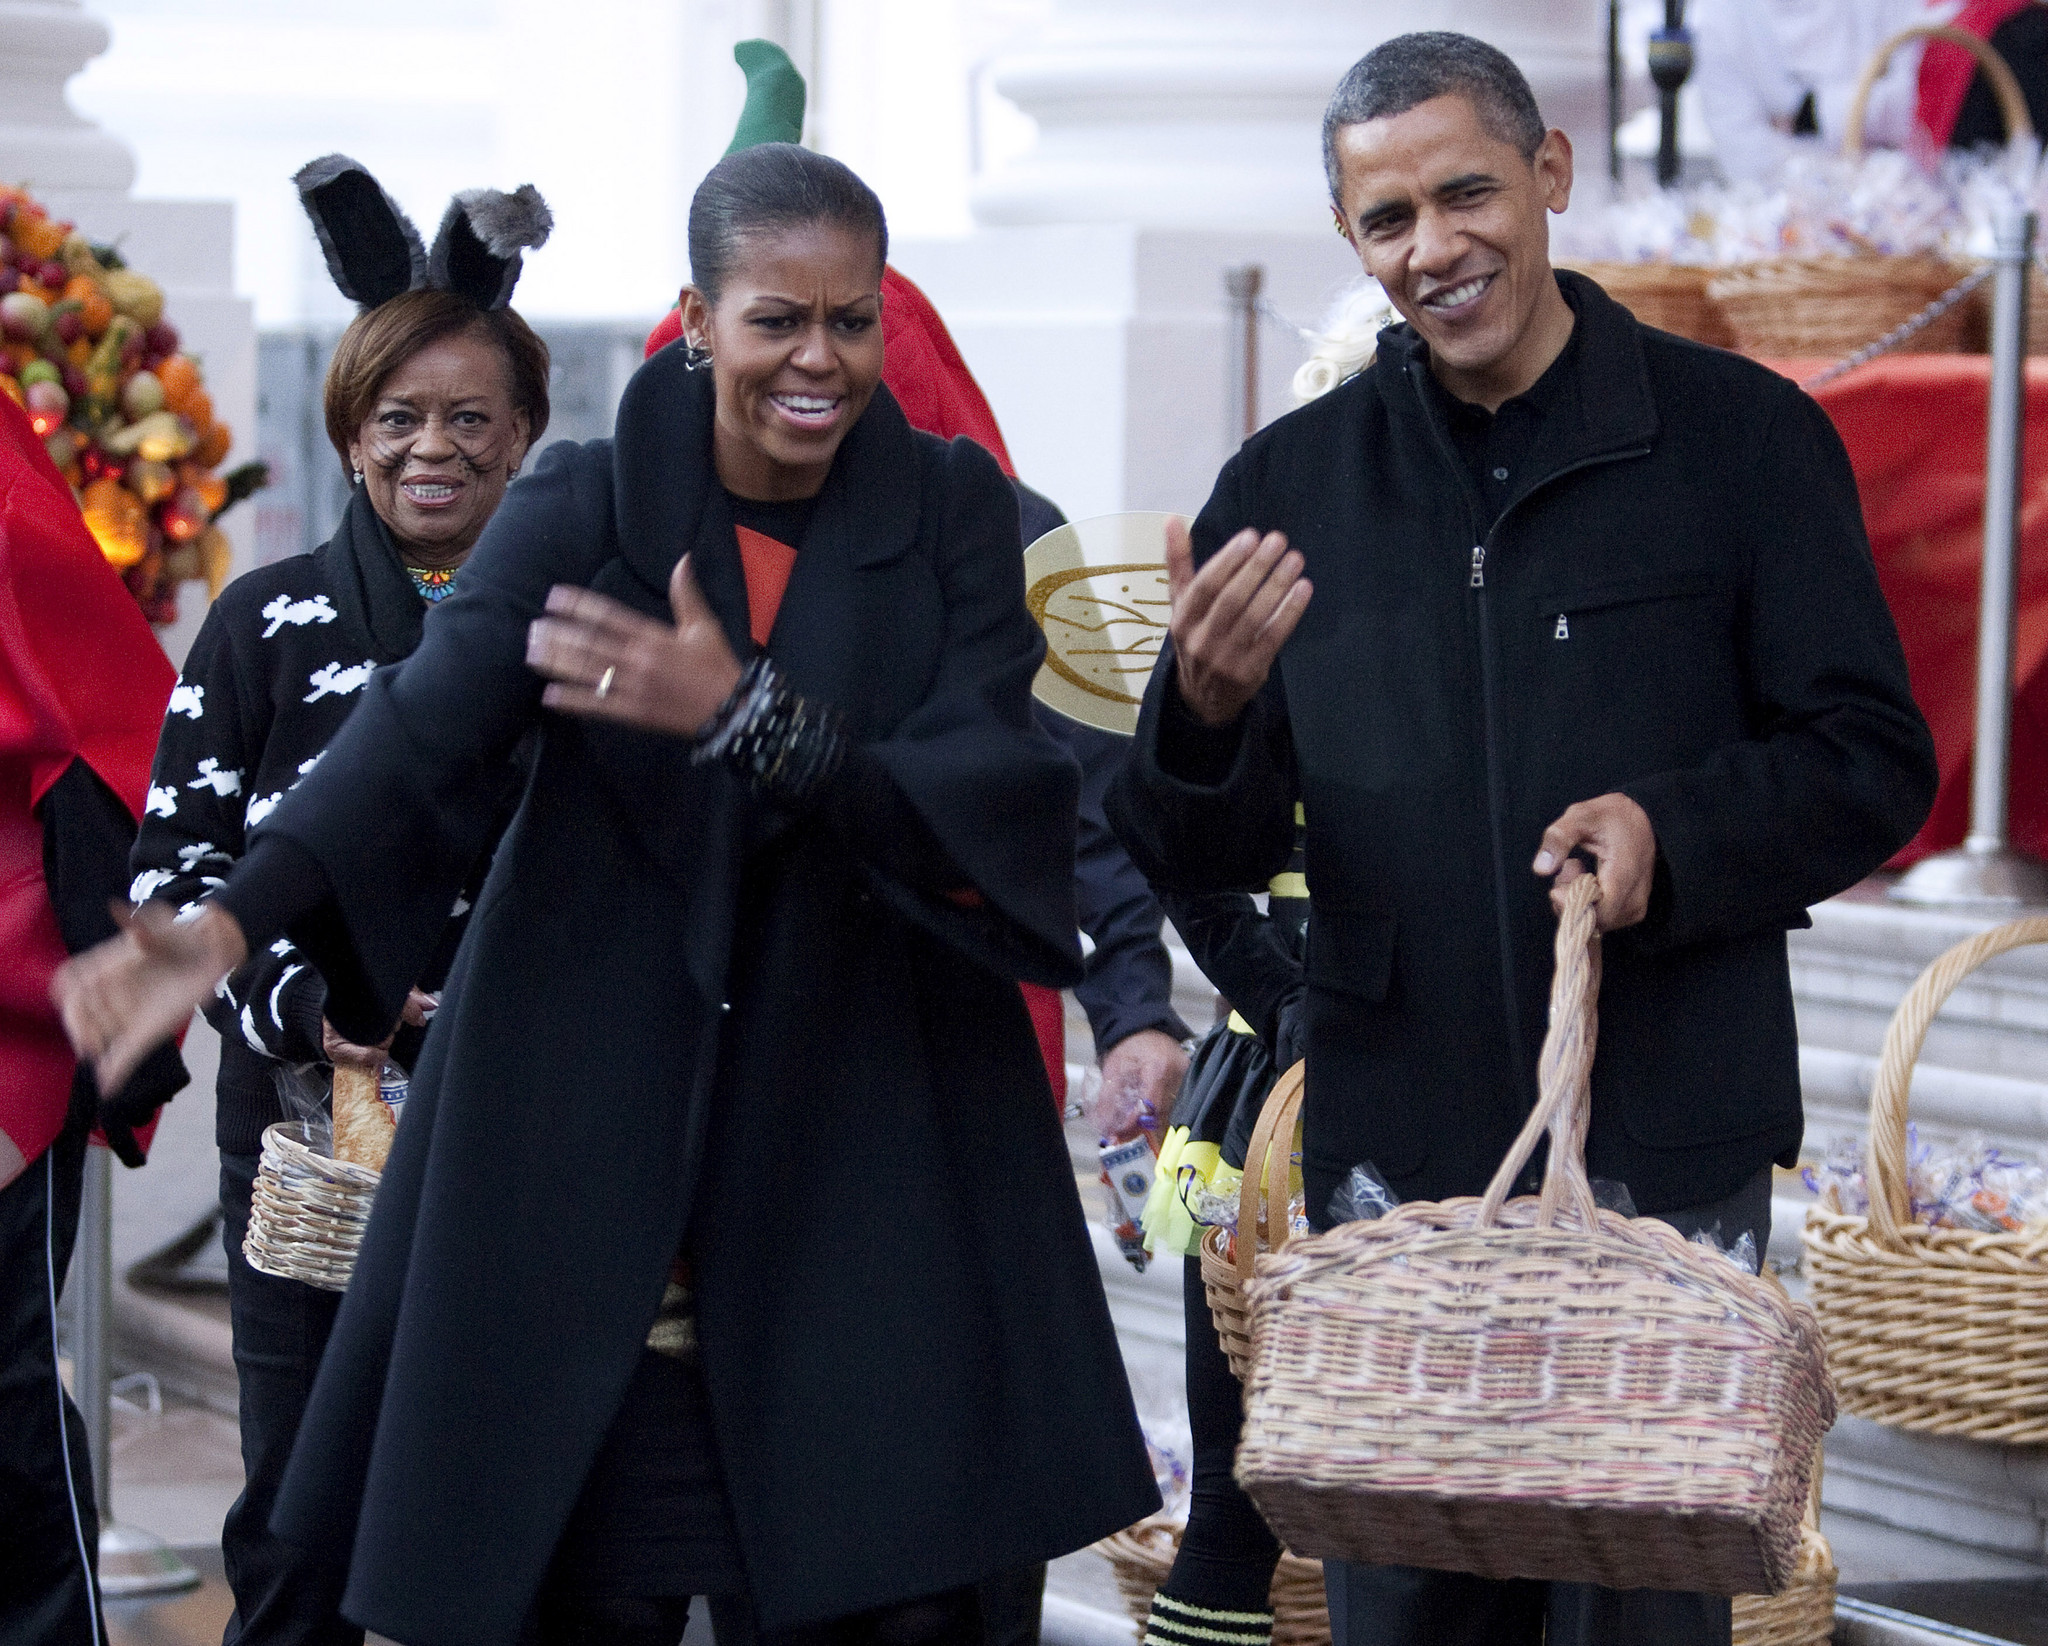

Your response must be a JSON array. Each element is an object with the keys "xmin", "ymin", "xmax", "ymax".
[{"xmin": 1471, "ymin": 447, "xmax": 1649, "ymax": 1141}]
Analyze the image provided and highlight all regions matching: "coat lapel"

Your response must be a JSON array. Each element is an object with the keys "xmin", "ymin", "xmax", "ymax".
[{"xmin": 764, "ymin": 386, "xmax": 926, "ymax": 739}]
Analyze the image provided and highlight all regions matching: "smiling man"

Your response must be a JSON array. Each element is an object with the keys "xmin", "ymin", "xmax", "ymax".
[{"xmin": 1107, "ymin": 32, "xmax": 1937, "ymax": 1646}]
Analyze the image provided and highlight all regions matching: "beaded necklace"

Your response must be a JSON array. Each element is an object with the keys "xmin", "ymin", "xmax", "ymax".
[{"xmin": 406, "ymin": 564, "xmax": 458, "ymax": 603}]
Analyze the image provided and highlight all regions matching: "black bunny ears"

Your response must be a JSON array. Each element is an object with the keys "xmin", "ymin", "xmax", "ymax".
[{"xmin": 294, "ymin": 155, "xmax": 552, "ymax": 312}]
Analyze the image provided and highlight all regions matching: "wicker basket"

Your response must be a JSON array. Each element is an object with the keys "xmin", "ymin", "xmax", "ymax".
[
  {"xmin": 1707, "ymin": 254, "xmax": 1980, "ymax": 357},
  {"xmin": 1198, "ymin": 1064, "xmax": 1305, "ymax": 1383},
  {"xmin": 1566, "ymin": 262, "xmax": 1735, "ymax": 349},
  {"xmin": 243, "ymin": 1120, "xmax": 381, "ymax": 1292},
  {"xmin": 1094, "ymin": 1513, "xmax": 1329, "ymax": 1646},
  {"xmin": 1233, "ymin": 875, "xmax": 1835, "ymax": 1596},
  {"xmin": 1731, "ymin": 1515, "xmax": 1836, "ymax": 1646},
  {"xmin": 1803, "ymin": 915, "xmax": 2048, "ymax": 1443},
  {"xmin": 1843, "ymin": 23, "xmax": 2034, "ymax": 158}
]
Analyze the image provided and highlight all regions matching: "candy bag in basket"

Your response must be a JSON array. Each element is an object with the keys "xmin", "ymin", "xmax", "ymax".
[{"xmin": 1233, "ymin": 874, "xmax": 1835, "ymax": 1597}]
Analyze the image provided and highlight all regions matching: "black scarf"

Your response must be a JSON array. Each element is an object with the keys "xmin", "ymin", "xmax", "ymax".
[{"xmin": 323, "ymin": 484, "xmax": 426, "ymax": 666}]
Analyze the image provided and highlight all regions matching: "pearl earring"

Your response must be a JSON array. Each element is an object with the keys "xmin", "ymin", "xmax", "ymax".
[{"xmin": 351, "ymin": 467, "xmax": 363, "ymax": 486}]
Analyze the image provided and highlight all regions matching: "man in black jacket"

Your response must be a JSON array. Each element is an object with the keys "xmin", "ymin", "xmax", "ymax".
[{"xmin": 1107, "ymin": 31, "xmax": 1937, "ymax": 1646}]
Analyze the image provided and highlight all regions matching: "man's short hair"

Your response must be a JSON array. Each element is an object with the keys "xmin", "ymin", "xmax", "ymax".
[{"xmin": 1322, "ymin": 32, "xmax": 1548, "ymax": 200}]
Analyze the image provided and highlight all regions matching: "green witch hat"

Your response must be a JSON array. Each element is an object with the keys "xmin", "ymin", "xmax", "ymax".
[{"xmin": 725, "ymin": 39, "xmax": 806, "ymax": 153}]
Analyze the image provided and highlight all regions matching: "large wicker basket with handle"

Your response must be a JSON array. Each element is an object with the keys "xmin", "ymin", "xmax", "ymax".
[
  {"xmin": 1233, "ymin": 874, "xmax": 1835, "ymax": 1595},
  {"xmin": 1803, "ymin": 915, "xmax": 2048, "ymax": 1442},
  {"xmin": 1198, "ymin": 1064, "xmax": 1304, "ymax": 1382}
]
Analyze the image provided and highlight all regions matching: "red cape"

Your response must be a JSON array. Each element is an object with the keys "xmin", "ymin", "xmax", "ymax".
[
  {"xmin": 1918, "ymin": 0, "xmax": 2034, "ymax": 148},
  {"xmin": 0, "ymin": 391, "xmax": 174, "ymax": 1175},
  {"xmin": 646, "ymin": 270, "xmax": 1071, "ymax": 1098}
]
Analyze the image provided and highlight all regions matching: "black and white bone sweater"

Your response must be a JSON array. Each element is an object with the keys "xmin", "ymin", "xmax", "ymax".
[{"xmin": 131, "ymin": 487, "xmax": 519, "ymax": 1155}]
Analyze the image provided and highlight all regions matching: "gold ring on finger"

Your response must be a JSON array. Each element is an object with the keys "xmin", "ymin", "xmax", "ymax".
[{"xmin": 596, "ymin": 666, "xmax": 616, "ymax": 700}]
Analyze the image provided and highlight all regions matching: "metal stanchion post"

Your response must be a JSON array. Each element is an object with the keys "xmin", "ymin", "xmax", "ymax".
[
  {"xmin": 1224, "ymin": 264, "xmax": 1264, "ymax": 452},
  {"xmin": 1608, "ymin": 0, "xmax": 1623, "ymax": 186},
  {"xmin": 75, "ymin": 1140, "xmax": 200, "ymax": 1598},
  {"xmin": 1647, "ymin": 1, "xmax": 1694, "ymax": 189},
  {"xmin": 1895, "ymin": 206, "xmax": 2048, "ymax": 908}
]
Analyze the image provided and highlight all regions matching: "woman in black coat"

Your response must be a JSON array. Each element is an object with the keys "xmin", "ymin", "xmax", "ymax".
[{"xmin": 61, "ymin": 143, "xmax": 1156, "ymax": 1646}]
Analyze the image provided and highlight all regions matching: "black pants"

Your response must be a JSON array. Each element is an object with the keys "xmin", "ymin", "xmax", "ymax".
[
  {"xmin": 0, "ymin": 1101, "xmax": 104, "ymax": 1646},
  {"xmin": 526, "ymin": 1583, "xmax": 985, "ymax": 1646},
  {"xmin": 1322, "ymin": 1168, "xmax": 1773, "ymax": 1646},
  {"xmin": 218, "ymin": 1150, "xmax": 362, "ymax": 1646},
  {"xmin": 1165, "ymin": 1257, "xmax": 1281, "ymax": 1611}
]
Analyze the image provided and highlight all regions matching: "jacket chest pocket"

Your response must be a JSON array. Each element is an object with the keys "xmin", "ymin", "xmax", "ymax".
[
  {"xmin": 1528, "ymin": 567, "xmax": 1738, "ymax": 758},
  {"xmin": 1534, "ymin": 569, "xmax": 1727, "ymax": 663},
  {"xmin": 1538, "ymin": 569, "xmax": 1717, "ymax": 637}
]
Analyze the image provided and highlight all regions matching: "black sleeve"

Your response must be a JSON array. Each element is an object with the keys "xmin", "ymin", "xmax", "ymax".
[
  {"xmin": 1158, "ymin": 887, "xmax": 1301, "ymax": 1047},
  {"xmin": 1619, "ymin": 382, "xmax": 1938, "ymax": 950},
  {"xmin": 39, "ymin": 759, "xmax": 190, "ymax": 1156},
  {"xmin": 41, "ymin": 757, "xmax": 140, "ymax": 955},
  {"xmin": 1039, "ymin": 708, "xmax": 1189, "ymax": 1053},
  {"xmin": 813, "ymin": 744, "xmax": 970, "ymax": 899}
]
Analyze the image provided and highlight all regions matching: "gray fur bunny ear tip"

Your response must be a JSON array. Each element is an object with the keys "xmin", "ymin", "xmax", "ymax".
[
  {"xmin": 460, "ymin": 184, "xmax": 553, "ymax": 258},
  {"xmin": 293, "ymin": 153, "xmax": 426, "ymax": 309},
  {"xmin": 428, "ymin": 185, "xmax": 554, "ymax": 310}
]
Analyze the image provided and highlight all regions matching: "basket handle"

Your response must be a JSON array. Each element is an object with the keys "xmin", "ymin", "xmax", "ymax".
[
  {"xmin": 1845, "ymin": 24, "xmax": 2035, "ymax": 158},
  {"xmin": 1234, "ymin": 1060, "xmax": 1306, "ymax": 1286},
  {"xmin": 1864, "ymin": 914, "xmax": 2048, "ymax": 1247},
  {"xmin": 1476, "ymin": 874, "xmax": 1603, "ymax": 1230}
]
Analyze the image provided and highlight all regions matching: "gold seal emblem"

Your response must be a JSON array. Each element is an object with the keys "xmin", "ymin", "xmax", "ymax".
[{"xmin": 1023, "ymin": 512, "xmax": 1180, "ymax": 737}]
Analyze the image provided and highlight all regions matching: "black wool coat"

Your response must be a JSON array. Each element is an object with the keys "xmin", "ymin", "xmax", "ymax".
[
  {"xmin": 1107, "ymin": 272, "xmax": 1937, "ymax": 1221},
  {"xmin": 260, "ymin": 355, "xmax": 1157, "ymax": 1643}
]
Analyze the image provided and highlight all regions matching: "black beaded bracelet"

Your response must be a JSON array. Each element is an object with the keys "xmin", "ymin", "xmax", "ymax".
[{"xmin": 691, "ymin": 655, "xmax": 847, "ymax": 807}]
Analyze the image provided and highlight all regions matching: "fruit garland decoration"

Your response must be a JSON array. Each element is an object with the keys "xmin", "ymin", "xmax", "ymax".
[{"xmin": 0, "ymin": 184, "xmax": 265, "ymax": 625}]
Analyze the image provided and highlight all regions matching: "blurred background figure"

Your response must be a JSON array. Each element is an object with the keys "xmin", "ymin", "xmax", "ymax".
[
  {"xmin": 1921, "ymin": 0, "xmax": 2048, "ymax": 148},
  {"xmin": 1693, "ymin": 0, "xmax": 1938, "ymax": 181}
]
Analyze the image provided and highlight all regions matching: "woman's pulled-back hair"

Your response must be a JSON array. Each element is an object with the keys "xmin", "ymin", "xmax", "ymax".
[
  {"xmin": 688, "ymin": 142, "xmax": 888, "ymax": 304},
  {"xmin": 323, "ymin": 287, "xmax": 551, "ymax": 469}
]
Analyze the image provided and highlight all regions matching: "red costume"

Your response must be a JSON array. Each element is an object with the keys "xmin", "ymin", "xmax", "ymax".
[
  {"xmin": 1917, "ymin": 0, "xmax": 2037, "ymax": 147},
  {"xmin": 0, "ymin": 392, "xmax": 173, "ymax": 1181}
]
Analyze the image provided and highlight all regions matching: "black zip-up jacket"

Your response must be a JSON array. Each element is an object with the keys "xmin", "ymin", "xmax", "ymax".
[{"xmin": 1107, "ymin": 271, "xmax": 1937, "ymax": 1218}]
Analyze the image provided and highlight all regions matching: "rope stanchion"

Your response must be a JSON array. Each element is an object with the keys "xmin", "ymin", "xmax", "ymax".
[{"xmin": 1801, "ymin": 265, "xmax": 1993, "ymax": 390}]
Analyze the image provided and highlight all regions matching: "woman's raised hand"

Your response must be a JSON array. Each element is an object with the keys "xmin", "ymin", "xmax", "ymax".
[
  {"xmin": 527, "ymin": 554, "xmax": 744, "ymax": 738},
  {"xmin": 53, "ymin": 900, "xmax": 249, "ymax": 1097}
]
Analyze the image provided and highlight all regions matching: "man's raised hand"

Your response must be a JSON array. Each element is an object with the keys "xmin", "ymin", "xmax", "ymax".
[{"xmin": 1166, "ymin": 519, "xmax": 1312, "ymax": 728}]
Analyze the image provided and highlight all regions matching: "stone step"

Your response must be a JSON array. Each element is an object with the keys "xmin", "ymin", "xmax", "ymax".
[
  {"xmin": 1793, "ymin": 893, "xmax": 2048, "ymax": 1083},
  {"xmin": 1799, "ymin": 1044, "xmax": 2048, "ymax": 1156}
]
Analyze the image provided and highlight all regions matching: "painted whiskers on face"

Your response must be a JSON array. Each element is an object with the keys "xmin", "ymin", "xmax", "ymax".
[{"xmin": 348, "ymin": 328, "xmax": 532, "ymax": 568}]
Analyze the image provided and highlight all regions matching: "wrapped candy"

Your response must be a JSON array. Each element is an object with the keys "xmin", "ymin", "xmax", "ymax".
[{"xmin": 1803, "ymin": 1127, "xmax": 2048, "ymax": 1232}]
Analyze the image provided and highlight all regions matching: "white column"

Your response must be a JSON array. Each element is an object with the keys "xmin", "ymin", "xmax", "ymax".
[
  {"xmin": 971, "ymin": 0, "xmax": 1606, "ymax": 233},
  {"xmin": 0, "ymin": 0, "xmax": 135, "ymax": 192}
]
